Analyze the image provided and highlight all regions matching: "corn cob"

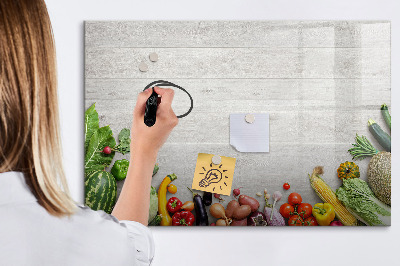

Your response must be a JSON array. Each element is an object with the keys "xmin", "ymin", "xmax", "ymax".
[{"xmin": 309, "ymin": 166, "xmax": 358, "ymax": 226}]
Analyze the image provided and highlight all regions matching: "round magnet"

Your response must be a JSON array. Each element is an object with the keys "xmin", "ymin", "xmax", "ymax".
[
  {"xmin": 149, "ymin": 52, "xmax": 158, "ymax": 62},
  {"xmin": 139, "ymin": 62, "xmax": 148, "ymax": 72},
  {"xmin": 212, "ymin": 155, "xmax": 222, "ymax": 165},
  {"xmin": 245, "ymin": 114, "xmax": 255, "ymax": 124}
]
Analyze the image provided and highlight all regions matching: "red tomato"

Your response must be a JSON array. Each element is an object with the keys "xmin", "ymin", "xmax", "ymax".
[
  {"xmin": 297, "ymin": 203, "xmax": 313, "ymax": 219},
  {"xmin": 304, "ymin": 216, "xmax": 318, "ymax": 226},
  {"xmin": 283, "ymin": 183, "xmax": 290, "ymax": 190},
  {"xmin": 288, "ymin": 215, "xmax": 303, "ymax": 226},
  {"xmin": 279, "ymin": 203, "xmax": 295, "ymax": 219},
  {"xmin": 288, "ymin": 192, "xmax": 302, "ymax": 206}
]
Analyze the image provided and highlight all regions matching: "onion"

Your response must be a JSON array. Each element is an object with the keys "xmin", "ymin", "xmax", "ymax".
[
  {"xmin": 216, "ymin": 219, "xmax": 227, "ymax": 226},
  {"xmin": 247, "ymin": 211, "xmax": 267, "ymax": 226},
  {"xmin": 210, "ymin": 203, "xmax": 226, "ymax": 219},
  {"xmin": 330, "ymin": 221, "xmax": 343, "ymax": 226}
]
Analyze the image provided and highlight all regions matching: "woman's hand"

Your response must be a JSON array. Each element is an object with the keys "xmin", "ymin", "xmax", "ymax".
[
  {"xmin": 112, "ymin": 87, "xmax": 178, "ymax": 224},
  {"xmin": 130, "ymin": 87, "xmax": 178, "ymax": 158}
]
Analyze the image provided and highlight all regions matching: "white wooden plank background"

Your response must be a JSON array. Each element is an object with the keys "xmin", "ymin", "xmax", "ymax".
[{"xmin": 85, "ymin": 21, "xmax": 391, "ymax": 225}]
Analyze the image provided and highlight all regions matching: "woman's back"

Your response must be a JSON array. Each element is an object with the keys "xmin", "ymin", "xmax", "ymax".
[{"xmin": 0, "ymin": 172, "xmax": 154, "ymax": 266}]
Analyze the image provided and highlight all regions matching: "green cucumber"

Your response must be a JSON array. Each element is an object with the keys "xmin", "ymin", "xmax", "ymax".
[
  {"xmin": 368, "ymin": 119, "xmax": 391, "ymax": 152},
  {"xmin": 381, "ymin": 104, "xmax": 391, "ymax": 130}
]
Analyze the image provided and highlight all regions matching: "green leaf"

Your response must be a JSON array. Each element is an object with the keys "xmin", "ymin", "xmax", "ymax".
[
  {"xmin": 115, "ymin": 143, "xmax": 130, "ymax": 155},
  {"xmin": 118, "ymin": 128, "xmax": 131, "ymax": 143},
  {"xmin": 114, "ymin": 128, "xmax": 131, "ymax": 155},
  {"xmin": 84, "ymin": 103, "xmax": 99, "ymax": 153},
  {"xmin": 85, "ymin": 126, "xmax": 116, "ymax": 174}
]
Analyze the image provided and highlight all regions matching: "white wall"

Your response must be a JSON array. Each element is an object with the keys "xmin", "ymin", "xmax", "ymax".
[{"xmin": 46, "ymin": 0, "xmax": 399, "ymax": 265}]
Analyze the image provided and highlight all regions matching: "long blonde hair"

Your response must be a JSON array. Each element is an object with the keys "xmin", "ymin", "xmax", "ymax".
[{"xmin": 0, "ymin": 0, "xmax": 76, "ymax": 216}]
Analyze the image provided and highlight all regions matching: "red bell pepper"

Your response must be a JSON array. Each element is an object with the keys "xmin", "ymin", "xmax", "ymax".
[
  {"xmin": 167, "ymin": 197, "xmax": 183, "ymax": 213},
  {"xmin": 172, "ymin": 211, "xmax": 195, "ymax": 226}
]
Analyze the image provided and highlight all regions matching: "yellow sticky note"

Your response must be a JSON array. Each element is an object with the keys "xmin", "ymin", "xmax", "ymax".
[{"xmin": 191, "ymin": 153, "xmax": 236, "ymax": 196}]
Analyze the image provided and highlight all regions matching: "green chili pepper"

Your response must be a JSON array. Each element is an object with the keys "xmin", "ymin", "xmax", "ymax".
[{"xmin": 111, "ymin": 159, "xmax": 129, "ymax": 181}]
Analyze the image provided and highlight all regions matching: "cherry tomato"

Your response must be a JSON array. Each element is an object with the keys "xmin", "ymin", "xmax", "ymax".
[
  {"xmin": 167, "ymin": 184, "xmax": 177, "ymax": 194},
  {"xmin": 288, "ymin": 215, "xmax": 303, "ymax": 226},
  {"xmin": 304, "ymin": 216, "xmax": 318, "ymax": 226},
  {"xmin": 297, "ymin": 203, "xmax": 313, "ymax": 219},
  {"xmin": 288, "ymin": 192, "xmax": 302, "ymax": 206},
  {"xmin": 283, "ymin": 183, "xmax": 290, "ymax": 190},
  {"xmin": 279, "ymin": 203, "xmax": 295, "ymax": 219}
]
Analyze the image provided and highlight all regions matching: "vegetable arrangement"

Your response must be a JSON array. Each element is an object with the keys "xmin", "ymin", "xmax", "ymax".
[
  {"xmin": 306, "ymin": 103, "xmax": 392, "ymax": 226},
  {"xmin": 85, "ymin": 103, "xmax": 391, "ymax": 227},
  {"xmin": 84, "ymin": 104, "xmax": 160, "ymax": 216},
  {"xmin": 309, "ymin": 166, "xmax": 357, "ymax": 226},
  {"xmin": 278, "ymin": 192, "xmax": 319, "ymax": 226},
  {"xmin": 348, "ymin": 104, "xmax": 391, "ymax": 206}
]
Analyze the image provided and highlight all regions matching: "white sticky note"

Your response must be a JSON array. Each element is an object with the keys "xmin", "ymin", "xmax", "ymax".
[{"xmin": 230, "ymin": 113, "xmax": 269, "ymax": 153}]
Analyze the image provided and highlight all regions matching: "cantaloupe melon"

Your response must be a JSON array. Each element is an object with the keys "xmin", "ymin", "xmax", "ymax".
[{"xmin": 367, "ymin": 152, "xmax": 391, "ymax": 206}]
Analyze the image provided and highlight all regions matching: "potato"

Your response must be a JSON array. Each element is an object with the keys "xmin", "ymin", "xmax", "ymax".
[
  {"xmin": 232, "ymin": 205, "xmax": 251, "ymax": 220},
  {"xmin": 216, "ymin": 219, "xmax": 227, "ymax": 226},
  {"xmin": 230, "ymin": 218, "xmax": 248, "ymax": 226},
  {"xmin": 225, "ymin": 200, "xmax": 240, "ymax": 218},
  {"xmin": 238, "ymin": 195, "xmax": 260, "ymax": 212}
]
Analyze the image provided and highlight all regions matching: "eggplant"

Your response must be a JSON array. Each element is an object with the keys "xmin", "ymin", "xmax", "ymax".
[
  {"xmin": 247, "ymin": 211, "xmax": 267, "ymax": 226},
  {"xmin": 188, "ymin": 188, "xmax": 209, "ymax": 226},
  {"xmin": 203, "ymin": 192, "xmax": 212, "ymax": 206}
]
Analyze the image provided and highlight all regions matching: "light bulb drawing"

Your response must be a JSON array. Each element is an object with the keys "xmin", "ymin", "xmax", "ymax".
[{"xmin": 198, "ymin": 163, "xmax": 229, "ymax": 192}]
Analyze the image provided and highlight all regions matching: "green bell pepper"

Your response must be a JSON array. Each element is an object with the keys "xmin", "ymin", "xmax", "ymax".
[{"xmin": 111, "ymin": 159, "xmax": 129, "ymax": 181}]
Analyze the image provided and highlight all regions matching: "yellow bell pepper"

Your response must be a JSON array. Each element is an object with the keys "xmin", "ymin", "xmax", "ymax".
[{"xmin": 312, "ymin": 203, "xmax": 335, "ymax": 226}]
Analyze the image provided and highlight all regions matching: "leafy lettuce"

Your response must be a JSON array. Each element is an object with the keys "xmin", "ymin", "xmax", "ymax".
[
  {"xmin": 336, "ymin": 178, "xmax": 391, "ymax": 226},
  {"xmin": 148, "ymin": 186, "xmax": 159, "ymax": 224}
]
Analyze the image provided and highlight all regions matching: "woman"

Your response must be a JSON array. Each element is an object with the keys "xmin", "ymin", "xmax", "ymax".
[{"xmin": 0, "ymin": 0, "xmax": 177, "ymax": 265}]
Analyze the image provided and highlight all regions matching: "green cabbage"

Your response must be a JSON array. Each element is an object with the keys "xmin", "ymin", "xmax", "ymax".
[
  {"xmin": 336, "ymin": 178, "xmax": 391, "ymax": 226},
  {"xmin": 148, "ymin": 186, "xmax": 158, "ymax": 224}
]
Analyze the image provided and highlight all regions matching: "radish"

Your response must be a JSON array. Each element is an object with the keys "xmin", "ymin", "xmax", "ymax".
[
  {"xmin": 233, "ymin": 187, "xmax": 242, "ymax": 198},
  {"xmin": 214, "ymin": 193, "xmax": 224, "ymax": 202},
  {"xmin": 103, "ymin": 146, "xmax": 112, "ymax": 154}
]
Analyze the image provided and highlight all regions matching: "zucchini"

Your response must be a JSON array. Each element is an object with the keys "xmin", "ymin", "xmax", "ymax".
[
  {"xmin": 368, "ymin": 119, "xmax": 391, "ymax": 152},
  {"xmin": 381, "ymin": 104, "xmax": 391, "ymax": 130}
]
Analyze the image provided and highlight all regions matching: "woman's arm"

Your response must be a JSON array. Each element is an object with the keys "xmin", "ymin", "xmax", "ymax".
[{"xmin": 112, "ymin": 87, "xmax": 178, "ymax": 225}]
